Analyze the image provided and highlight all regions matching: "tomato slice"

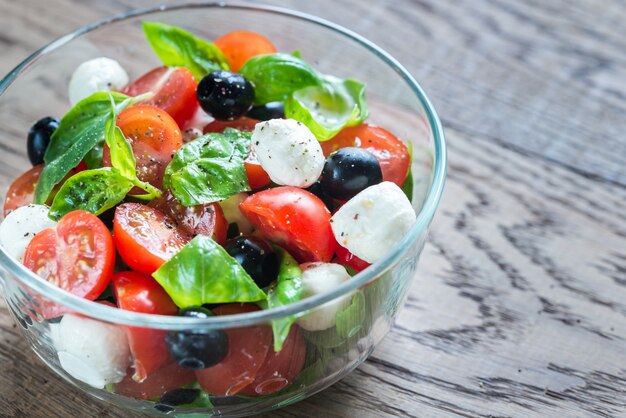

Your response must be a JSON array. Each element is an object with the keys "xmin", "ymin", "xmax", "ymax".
[
  {"xmin": 23, "ymin": 211, "xmax": 115, "ymax": 315},
  {"xmin": 321, "ymin": 124, "xmax": 410, "ymax": 187},
  {"xmin": 202, "ymin": 117, "xmax": 259, "ymax": 134},
  {"xmin": 149, "ymin": 190, "xmax": 228, "ymax": 245},
  {"xmin": 244, "ymin": 152, "xmax": 272, "ymax": 190},
  {"xmin": 238, "ymin": 325, "xmax": 306, "ymax": 396},
  {"xmin": 195, "ymin": 304, "xmax": 272, "ymax": 396},
  {"xmin": 124, "ymin": 66, "xmax": 199, "ymax": 128},
  {"xmin": 335, "ymin": 244, "xmax": 370, "ymax": 273},
  {"xmin": 239, "ymin": 187, "xmax": 336, "ymax": 263},
  {"xmin": 113, "ymin": 203, "xmax": 192, "ymax": 274},
  {"xmin": 3, "ymin": 165, "xmax": 43, "ymax": 218},
  {"xmin": 115, "ymin": 361, "xmax": 195, "ymax": 400},
  {"xmin": 112, "ymin": 271, "xmax": 178, "ymax": 382},
  {"xmin": 214, "ymin": 31, "xmax": 277, "ymax": 72},
  {"xmin": 103, "ymin": 105, "xmax": 182, "ymax": 190}
]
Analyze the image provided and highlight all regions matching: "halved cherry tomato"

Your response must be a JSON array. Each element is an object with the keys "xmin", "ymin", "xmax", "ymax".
[
  {"xmin": 113, "ymin": 203, "xmax": 192, "ymax": 274},
  {"xmin": 102, "ymin": 105, "xmax": 182, "ymax": 190},
  {"xmin": 335, "ymin": 244, "xmax": 370, "ymax": 273},
  {"xmin": 195, "ymin": 304, "xmax": 272, "ymax": 396},
  {"xmin": 24, "ymin": 210, "xmax": 115, "ymax": 310},
  {"xmin": 3, "ymin": 164, "xmax": 43, "ymax": 217},
  {"xmin": 214, "ymin": 31, "xmax": 277, "ymax": 72},
  {"xmin": 238, "ymin": 325, "xmax": 306, "ymax": 396},
  {"xmin": 124, "ymin": 66, "xmax": 199, "ymax": 128},
  {"xmin": 202, "ymin": 117, "xmax": 259, "ymax": 134},
  {"xmin": 239, "ymin": 187, "xmax": 336, "ymax": 263},
  {"xmin": 149, "ymin": 190, "xmax": 228, "ymax": 245},
  {"xmin": 112, "ymin": 271, "xmax": 178, "ymax": 382},
  {"xmin": 244, "ymin": 152, "xmax": 272, "ymax": 190},
  {"xmin": 74, "ymin": 161, "xmax": 88, "ymax": 173},
  {"xmin": 115, "ymin": 361, "xmax": 195, "ymax": 400},
  {"xmin": 321, "ymin": 124, "xmax": 410, "ymax": 187}
]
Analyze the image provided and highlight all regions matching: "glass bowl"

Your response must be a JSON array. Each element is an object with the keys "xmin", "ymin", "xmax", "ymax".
[{"xmin": 0, "ymin": 3, "xmax": 446, "ymax": 417}]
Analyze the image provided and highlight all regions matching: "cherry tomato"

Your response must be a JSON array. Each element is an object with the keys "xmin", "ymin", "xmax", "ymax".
[
  {"xmin": 238, "ymin": 325, "xmax": 306, "ymax": 396},
  {"xmin": 202, "ymin": 116, "xmax": 259, "ymax": 134},
  {"xmin": 3, "ymin": 164, "xmax": 42, "ymax": 217},
  {"xmin": 214, "ymin": 31, "xmax": 277, "ymax": 72},
  {"xmin": 112, "ymin": 271, "xmax": 178, "ymax": 382},
  {"xmin": 335, "ymin": 244, "xmax": 370, "ymax": 273},
  {"xmin": 113, "ymin": 203, "xmax": 192, "ymax": 274},
  {"xmin": 321, "ymin": 124, "xmax": 410, "ymax": 187},
  {"xmin": 239, "ymin": 187, "xmax": 336, "ymax": 263},
  {"xmin": 115, "ymin": 361, "xmax": 195, "ymax": 400},
  {"xmin": 23, "ymin": 211, "xmax": 115, "ymax": 314},
  {"xmin": 124, "ymin": 66, "xmax": 199, "ymax": 128},
  {"xmin": 149, "ymin": 190, "xmax": 228, "ymax": 245},
  {"xmin": 102, "ymin": 105, "xmax": 182, "ymax": 190},
  {"xmin": 74, "ymin": 161, "xmax": 88, "ymax": 173},
  {"xmin": 195, "ymin": 304, "xmax": 272, "ymax": 396}
]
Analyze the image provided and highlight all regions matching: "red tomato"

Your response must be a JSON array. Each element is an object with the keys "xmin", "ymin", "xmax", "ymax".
[
  {"xmin": 112, "ymin": 271, "xmax": 178, "ymax": 382},
  {"xmin": 321, "ymin": 124, "xmax": 410, "ymax": 186},
  {"xmin": 238, "ymin": 325, "xmax": 306, "ymax": 396},
  {"xmin": 335, "ymin": 244, "xmax": 370, "ymax": 273},
  {"xmin": 214, "ymin": 31, "xmax": 277, "ymax": 72},
  {"xmin": 102, "ymin": 105, "xmax": 182, "ymax": 191},
  {"xmin": 23, "ymin": 211, "xmax": 115, "ymax": 316},
  {"xmin": 202, "ymin": 117, "xmax": 259, "ymax": 134},
  {"xmin": 74, "ymin": 161, "xmax": 88, "ymax": 173},
  {"xmin": 3, "ymin": 164, "xmax": 42, "ymax": 217},
  {"xmin": 239, "ymin": 187, "xmax": 336, "ymax": 263},
  {"xmin": 195, "ymin": 304, "xmax": 272, "ymax": 396},
  {"xmin": 124, "ymin": 66, "xmax": 199, "ymax": 128},
  {"xmin": 149, "ymin": 190, "xmax": 228, "ymax": 245},
  {"xmin": 113, "ymin": 203, "xmax": 192, "ymax": 274},
  {"xmin": 115, "ymin": 361, "xmax": 195, "ymax": 400}
]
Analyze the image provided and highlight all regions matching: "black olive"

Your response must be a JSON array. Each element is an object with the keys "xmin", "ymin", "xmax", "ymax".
[
  {"xmin": 246, "ymin": 102, "xmax": 285, "ymax": 121},
  {"xmin": 155, "ymin": 388, "xmax": 201, "ymax": 412},
  {"xmin": 27, "ymin": 117, "xmax": 59, "ymax": 165},
  {"xmin": 306, "ymin": 179, "xmax": 334, "ymax": 211},
  {"xmin": 165, "ymin": 307, "xmax": 229, "ymax": 370},
  {"xmin": 321, "ymin": 147, "xmax": 383, "ymax": 200},
  {"xmin": 224, "ymin": 236, "xmax": 278, "ymax": 288},
  {"xmin": 196, "ymin": 70, "xmax": 255, "ymax": 120}
]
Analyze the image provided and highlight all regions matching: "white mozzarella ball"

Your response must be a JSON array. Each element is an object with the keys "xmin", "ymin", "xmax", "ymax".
[
  {"xmin": 297, "ymin": 262, "xmax": 353, "ymax": 331},
  {"xmin": 0, "ymin": 204, "xmax": 56, "ymax": 262},
  {"xmin": 51, "ymin": 314, "xmax": 130, "ymax": 389},
  {"xmin": 330, "ymin": 181, "xmax": 416, "ymax": 263},
  {"xmin": 219, "ymin": 192, "xmax": 254, "ymax": 235},
  {"xmin": 251, "ymin": 119, "xmax": 324, "ymax": 188},
  {"xmin": 68, "ymin": 57, "xmax": 129, "ymax": 106}
]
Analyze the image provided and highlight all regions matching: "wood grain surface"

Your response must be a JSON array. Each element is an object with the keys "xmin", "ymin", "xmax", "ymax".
[{"xmin": 0, "ymin": 0, "xmax": 625, "ymax": 417}]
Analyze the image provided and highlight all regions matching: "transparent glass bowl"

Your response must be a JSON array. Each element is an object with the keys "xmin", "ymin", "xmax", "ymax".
[{"xmin": 0, "ymin": 3, "xmax": 446, "ymax": 417}]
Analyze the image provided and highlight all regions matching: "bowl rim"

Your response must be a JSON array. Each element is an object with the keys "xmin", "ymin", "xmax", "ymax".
[{"xmin": 0, "ymin": 2, "xmax": 447, "ymax": 330}]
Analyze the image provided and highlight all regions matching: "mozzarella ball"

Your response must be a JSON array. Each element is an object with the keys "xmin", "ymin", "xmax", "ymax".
[
  {"xmin": 68, "ymin": 57, "xmax": 129, "ymax": 106},
  {"xmin": 50, "ymin": 314, "xmax": 130, "ymax": 388},
  {"xmin": 219, "ymin": 192, "xmax": 254, "ymax": 235},
  {"xmin": 297, "ymin": 262, "xmax": 353, "ymax": 331},
  {"xmin": 330, "ymin": 181, "xmax": 416, "ymax": 263},
  {"xmin": 0, "ymin": 204, "xmax": 56, "ymax": 262},
  {"xmin": 251, "ymin": 119, "xmax": 324, "ymax": 188}
]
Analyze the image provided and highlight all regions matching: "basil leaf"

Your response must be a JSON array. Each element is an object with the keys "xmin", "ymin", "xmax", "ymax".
[
  {"xmin": 84, "ymin": 143, "xmax": 103, "ymax": 169},
  {"xmin": 239, "ymin": 53, "xmax": 323, "ymax": 104},
  {"xmin": 164, "ymin": 132, "xmax": 251, "ymax": 206},
  {"xmin": 35, "ymin": 92, "xmax": 131, "ymax": 204},
  {"xmin": 153, "ymin": 235, "xmax": 267, "ymax": 308},
  {"xmin": 335, "ymin": 292, "xmax": 366, "ymax": 338},
  {"xmin": 48, "ymin": 168, "xmax": 133, "ymax": 220},
  {"xmin": 401, "ymin": 142, "xmax": 413, "ymax": 201},
  {"xmin": 142, "ymin": 21, "xmax": 229, "ymax": 81},
  {"xmin": 259, "ymin": 247, "xmax": 303, "ymax": 352},
  {"xmin": 285, "ymin": 77, "xmax": 368, "ymax": 141},
  {"xmin": 104, "ymin": 96, "xmax": 137, "ymax": 180}
]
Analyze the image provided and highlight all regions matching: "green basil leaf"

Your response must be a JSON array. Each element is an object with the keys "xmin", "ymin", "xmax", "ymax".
[
  {"xmin": 48, "ymin": 168, "xmax": 133, "ymax": 220},
  {"xmin": 335, "ymin": 292, "xmax": 366, "ymax": 338},
  {"xmin": 401, "ymin": 142, "xmax": 413, "ymax": 201},
  {"xmin": 285, "ymin": 77, "xmax": 368, "ymax": 141},
  {"xmin": 35, "ymin": 92, "xmax": 131, "ymax": 204},
  {"xmin": 142, "ymin": 21, "xmax": 229, "ymax": 81},
  {"xmin": 104, "ymin": 96, "xmax": 137, "ymax": 180},
  {"xmin": 239, "ymin": 53, "xmax": 323, "ymax": 104},
  {"xmin": 164, "ymin": 132, "xmax": 251, "ymax": 206},
  {"xmin": 84, "ymin": 143, "xmax": 103, "ymax": 169},
  {"xmin": 258, "ymin": 247, "xmax": 303, "ymax": 352},
  {"xmin": 153, "ymin": 235, "xmax": 266, "ymax": 308}
]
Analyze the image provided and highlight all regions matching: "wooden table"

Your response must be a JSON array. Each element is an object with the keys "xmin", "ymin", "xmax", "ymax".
[{"xmin": 1, "ymin": 0, "xmax": 625, "ymax": 417}]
